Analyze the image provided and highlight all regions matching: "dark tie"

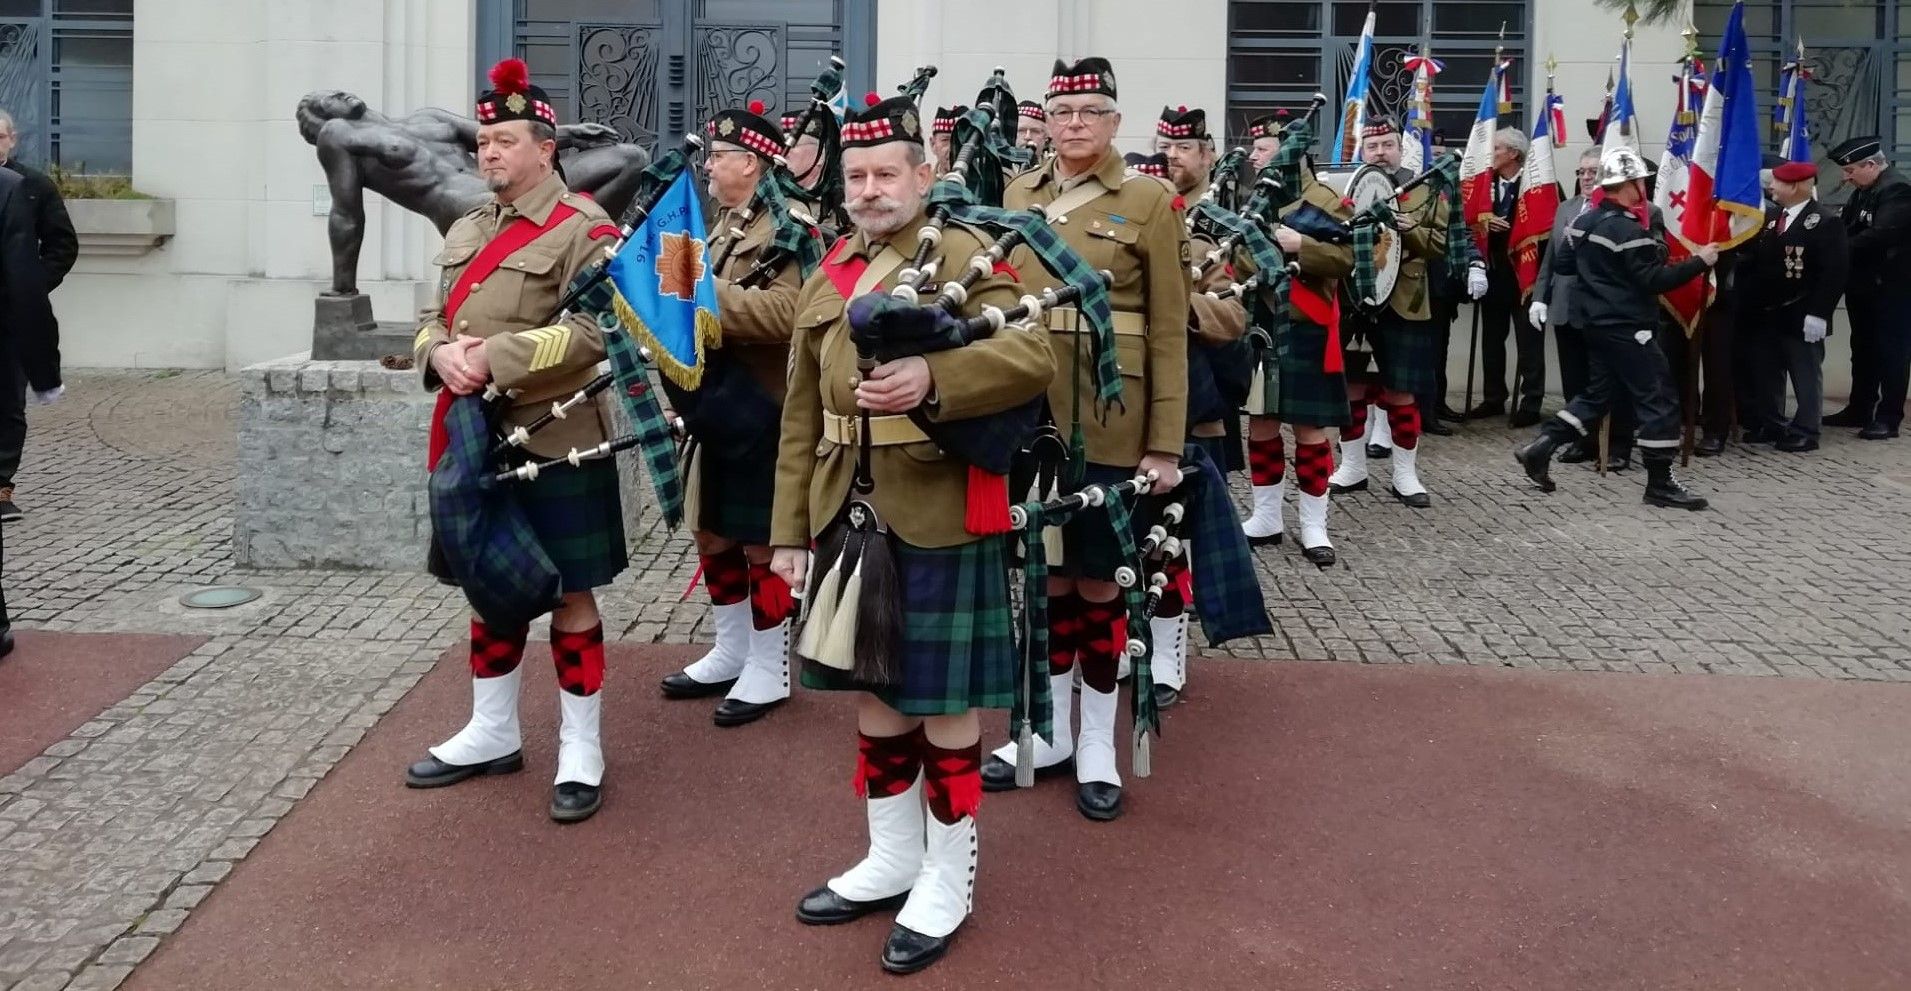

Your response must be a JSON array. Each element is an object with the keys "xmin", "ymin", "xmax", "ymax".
[{"xmin": 1778, "ymin": 212, "xmax": 1789, "ymax": 235}]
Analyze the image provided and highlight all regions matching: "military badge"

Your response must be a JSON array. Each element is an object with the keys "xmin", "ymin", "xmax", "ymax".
[
  {"xmin": 506, "ymin": 92, "xmax": 527, "ymax": 113},
  {"xmin": 901, "ymin": 110, "xmax": 919, "ymax": 136},
  {"xmin": 717, "ymin": 117, "xmax": 736, "ymax": 136},
  {"xmin": 1804, "ymin": 212, "xmax": 1820, "ymax": 230},
  {"xmin": 1784, "ymin": 245, "xmax": 1805, "ymax": 278}
]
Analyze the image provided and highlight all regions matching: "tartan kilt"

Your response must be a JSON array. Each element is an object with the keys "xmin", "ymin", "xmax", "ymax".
[
  {"xmin": 1254, "ymin": 320, "xmax": 1352, "ymax": 426},
  {"xmin": 1191, "ymin": 433, "xmax": 1233, "ymax": 478},
  {"xmin": 1344, "ymin": 310, "xmax": 1437, "ymax": 396},
  {"xmin": 685, "ymin": 446, "xmax": 774, "ymax": 545},
  {"xmin": 801, "ymin": 535, "xmax": 1018, "ymax": 715},
  {"xmin": 1055, "ymin": 463, "xmax": 1158, "ymax": 582},
  {"xmin": 429, "ymin": 453, "xmax": 627, "ymax": 593}
]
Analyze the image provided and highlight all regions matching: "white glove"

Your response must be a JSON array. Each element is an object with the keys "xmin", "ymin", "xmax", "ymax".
[
  {"xmin": 1802, "ymin": 315, "xmax": 1827, "ymax": 344},
  {"xmin": 30, "ymin": 385, "xmax": 63, "ymax": 405},
  {"xmin": 1466, "ymin": 264, "xmax": 1489, "ymax": 300},
  {"xmin": 1528, "ymin": 301, "xmax": 1549, "ymax": 327}
]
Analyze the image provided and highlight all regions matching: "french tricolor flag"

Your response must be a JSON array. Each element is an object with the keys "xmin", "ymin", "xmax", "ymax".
[
  {"xmin": 1684, "ymin": 1, "xmax": 1766, "ymax": 250},
  {"xmin": 1511, "ymin": 89, "xmax": 1565, "ymax": 300},
  {"xmin": 1459, "ymin": 60, "xmax": 1508, "ymax": 257},
  {"xmin": 1654, "ymin": 58, "xmax": 1712, "ymax": 333}
]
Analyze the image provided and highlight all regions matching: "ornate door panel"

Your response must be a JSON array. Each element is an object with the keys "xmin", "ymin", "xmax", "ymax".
[
  {"xmin": 0, "ymin": 17, "xmax": 46, "ymax": 164},
  {"xmin": 692, "ymin": 24, "xmax": 784, "ymax": 134},
  {"xmin": 574, "ymin": 22, "xmax": 665, "ymax": 148}
]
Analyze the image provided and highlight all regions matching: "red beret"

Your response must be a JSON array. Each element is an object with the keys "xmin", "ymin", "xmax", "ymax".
[{"xmin": 1772, "ymin": 161, "xmax": 1817, "ymax": 183}]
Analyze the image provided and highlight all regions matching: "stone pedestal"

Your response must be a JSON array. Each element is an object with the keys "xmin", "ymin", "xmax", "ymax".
[
  {"xmin": 311, "ymin": 293, "xmax": 418, "ymax": 362},
  {"xmin": 235, "ymin": 353, "xmax": 653, "ymax": 571}
]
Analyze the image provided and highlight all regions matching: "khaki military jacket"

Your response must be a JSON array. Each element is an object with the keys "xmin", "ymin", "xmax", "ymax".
[
  {"xmin": 1005, "ymin": 149, "xmax": 1191, "ymax": 466},
  {"xmin": 414, "ymin": 173, "xmax": 617, "ymax": 459},
  {"xmin": 1384, "ymin": 169, "xmax": 1449, "ymax": 321},
  {"xmin": 708, "ymin": 200, "xmax": 803, "ymax": 403},
  {"xmin": 1277, "ymin": 175, "xmax": 1357, "ymax": 320},
  {"xmin": 770, "ymin": 217, "xmax": 1055, "ymax": 549}
]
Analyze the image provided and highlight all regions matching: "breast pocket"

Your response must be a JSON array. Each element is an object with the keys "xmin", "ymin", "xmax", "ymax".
[
  {"xmin": 1077, "ymin": 213, "xmax": 1142, "ymax": 280},
  {"xmin": 486, "ymin": 246, "xmax": 565, "ymax": 314}
]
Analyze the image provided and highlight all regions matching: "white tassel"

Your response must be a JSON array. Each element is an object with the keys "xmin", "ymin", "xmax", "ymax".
[
  {"xmin": 817, "ymin": 558, "xmax": 864, "ymax": 671},
  {"xmin": 1014, "ymin": 718, "xmax": 1035, "ymax": 787},
  {"xmin": 1132, "ymin": 727, "xmax": 1152, "ymax": 779},
  {"xmin": 796, "ymin": 545, "xmax": 843, "ymax": 660}
]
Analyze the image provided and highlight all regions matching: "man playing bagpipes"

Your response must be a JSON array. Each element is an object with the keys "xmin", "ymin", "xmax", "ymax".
[
  {"xmin": 769, "ymin": 93, "xmax": 1055, "ymax": 975},
  {"xmin": 404, "ymin": 59, "xmax": 625, "ymax": 823},
  {"xmin": 1015, "ymin": 100, "xmax": 1049, "ymax": 159},
  {"xmin": 1236, "ymin": 109, "xmax": 1358, "ymax": 567},
  {"xmin": 1327, "ymin": 116, "xmax": 1449, "ymax": 510},
  {"xmin": 983, "ymin": 57, "xmax": 1192, "ymax": 821},
  {"xmin": 654, "ymin": 101, "xmax": 807, "ymax": 727},
  {"xmin": 930, "ymin": 105, "xmax": 966, "ymax": 172}
]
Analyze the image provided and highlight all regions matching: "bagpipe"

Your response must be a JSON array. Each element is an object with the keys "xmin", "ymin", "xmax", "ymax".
[{"xmin": 1338, "ymin": 151, "xmax": 1466, "ymax": 313}]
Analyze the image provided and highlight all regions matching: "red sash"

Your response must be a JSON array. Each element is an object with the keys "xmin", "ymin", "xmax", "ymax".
[
  {"xmin": 1291, "ymin": 281, "xmax": 1345, "ymax": 374},
  {"xmin": 426, "ymin": 202, "xmax": 583, "ymax": 471}
]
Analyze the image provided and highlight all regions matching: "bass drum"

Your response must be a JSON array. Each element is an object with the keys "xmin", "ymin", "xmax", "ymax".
[{"xmin": 1345, "ymin": 163, "xmax": 1402, "ymax": 312}]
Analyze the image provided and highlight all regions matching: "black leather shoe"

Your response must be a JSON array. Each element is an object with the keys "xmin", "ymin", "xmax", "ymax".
[
  {"xmin": 1422, "ymin": 419, "xmax": 1454, "ymax": 437},
  {"xmin": 1558, "ymin": 442, "xmax": 1596, "ymax": 464},
  {"xmin": 1822, "ymin": 407, "xmax": 1865, "ymax": 428},
  {"xmin": 1464, "ymin": 401, "xmax": 1506, "ymax": 420},
  {"xmin": 659, "ymin": 671, "xmax": 736, "ymax": 699},
  {"xmin": 1644, "ymin": 484, "xmax": 1709, "ymax": 511},
  {"xmin": 1605, "ymin": 452, "xmax": 1633, "ymax": 472},
  {"xmin": 1077, "ymin": 781, "xmax": 1123, "ymax": 821},
  {"xmin": 1859, "ymin": 422, "xmax": 1898, "ymax": 440},
  {"xmin": 1152, "ymin": 684, "xmax": 1181, "ymax": 709},
  {"xmin": 550, "ymin": 781, "xmax": 602, "ymax": 822},
  {"xmin": 1328, "ymin": 477, "xmax": 1368, "ymax": 494},
  {"xmin": 1776, "ymin": 434, "xmax": 1819, "ymax": 453},
  {"xmin": 1390, "ymin": 486, "xmax": 1432, "ymax": 509},
  {"xmin": 1246, "ymin": 531, "xmax": 1284, "ymax": 548},
  {"xmin": 1694, "ymin": 435, "xmax": 1726, "ymax": 457},
  {"xmin": 405, "ymin": 750, "xmax": 524, "ymax": 788},
  {"xmin": 1366, "ymin": 443, "xmax": 1392, "ymax": 460},
  {"xmin": 1437, "ymin": 405, "xmax": 1467, "ymax": 423},
  {"xmin": 980, "ymin": 753, "xmax": 1072, "ymax": 792},
  {"xmin": 1740, "ymin": 425, "xmax": 1782, "ymax": 444},
  {"xmin": 882, "ymin": 923, "xmax": 955, "ymax": 974},
  {"xmin": 712, "ymin": 696, "xmax": 785, "ymax": 727},
  {"xmin": 1301, "ymin": 543, "xmax": 1336, "ymax": 568},
  {"xmin": 1515, "ymin": 438, "xmax": 1559, "ymax": 492},
  {"xmin": 796, "ymin": 885, "xmax": 908, "ymax": 926},
  {"xmin": 1508, "ymin": 408, "xmax": 1542, "ymax": 428}
]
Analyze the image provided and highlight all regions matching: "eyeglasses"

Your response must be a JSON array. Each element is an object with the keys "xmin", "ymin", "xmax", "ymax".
[{"xmin": 1047, "ymin": 108, "xmax": 1115, "ymax": 124}]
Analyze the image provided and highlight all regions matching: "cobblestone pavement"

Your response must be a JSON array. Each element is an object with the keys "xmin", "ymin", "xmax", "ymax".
[{"xmin": 2, "ymin": 370, "xmax": 1908, "ymax": 990}]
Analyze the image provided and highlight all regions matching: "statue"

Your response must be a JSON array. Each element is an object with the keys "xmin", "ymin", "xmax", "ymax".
[{"xmin": 296, "ymin": 90, "xmax": 651, "ymax": 297}]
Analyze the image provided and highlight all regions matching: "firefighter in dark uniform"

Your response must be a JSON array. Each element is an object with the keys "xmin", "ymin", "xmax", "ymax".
[
  {"xmin": 1825, "ymin": 136, "xmax": 1911, "ymax": 439},
  {"xmin": 1515, "ymin": 147, "xmax": 1719, "ymax": 509}
]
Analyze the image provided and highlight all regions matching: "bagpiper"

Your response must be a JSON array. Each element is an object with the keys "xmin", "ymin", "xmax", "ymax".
[
  {"xmin": 1238, "ymin": 111, "xmax": 1358, "ymax": 567},
  {"xmin": 1327, "ymin": 116, "xmax": 1448, "ymax": 509},
  {"xmin": 774, "ymin": 92, "xmax": 1055, "ymax": 974},
  {"xmin": 405, "ymin": 59, "xmax": 627, "ymax": 823},
  {"xmin": 655, "ymin": 100, "xmax": 805, "ymax": 727},
  {"xmin": 984, "ymin": 57, "xmax": 1192, "ymax": 821}
]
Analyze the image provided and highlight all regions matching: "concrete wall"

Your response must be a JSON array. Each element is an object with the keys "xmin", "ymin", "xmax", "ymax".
[{"xmin": 58, "ymin": 0, "xmax": 475, "ymax": 371}]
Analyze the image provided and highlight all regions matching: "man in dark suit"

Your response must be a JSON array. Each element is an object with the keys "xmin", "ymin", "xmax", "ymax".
[
  {"xmin": 0, "ymin": 161, "xmax": 64, "ymax": 659},
  {"xmin": 1739, "ymin": 161, "xmax": 1849, "ymax": 451},
  {"xmin": 1826, "ymin": 136, "xmax": 1911, "ymax": 439},
  {"xmin": 0, "ymin": 109, "xmax": 77, "ymax": 521},
  {"xmin": 1467, "ymin": 127, "xmax": 1545, "ymax": 425}
]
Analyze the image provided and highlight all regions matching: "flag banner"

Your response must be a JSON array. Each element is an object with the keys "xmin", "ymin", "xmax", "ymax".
[
  {"xmin": 1333, "ymin": 9, "xmax": 1377, "ymax": 164},
  {"xmin": 1686, "ymin": 0, "xmax": 1765, "ymax": 251},
  {"xmin": 1602, "ymin": 37, "xmax": 1640, "ymax": 156},
  {"xmin": 1402, "ymin": 51, "xmax": 1444, "ymax": 174},
  {"xmin": 1655, "ymin": 61, "xmax": 1713, "ymax": 335},
  {"xmin": 605, "ymin": 171, "xmax": 720, "ymax": 389},
  {"xmin": 1779, "ymin": 53, "xmax": 1811, "ymax": 163},
  {"xmin": 1512, "ymin": 90, "xmax": 1564, "ymax": 300},
  {"xmin": 1459, "ymin": 60, "xmax": 1506, "ymax": 256}
]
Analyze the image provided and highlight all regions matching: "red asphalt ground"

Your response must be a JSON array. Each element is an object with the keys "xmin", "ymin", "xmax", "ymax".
[
  {"xmin": 0, "ymin": 630, "xmax": 203, "ymax": 774},
  {"xmin": 129, "ymin": 644, "xmax": 1910, "ymax": 991}
]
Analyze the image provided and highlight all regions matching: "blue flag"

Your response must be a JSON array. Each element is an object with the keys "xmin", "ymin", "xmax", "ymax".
[{"xmin": 606, "ymin": 171, "xmax": 720, "ymax": 389}]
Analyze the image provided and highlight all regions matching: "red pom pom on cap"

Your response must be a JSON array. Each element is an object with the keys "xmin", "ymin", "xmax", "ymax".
[
  {"xmin": 1177, "ymin": 104, "xmax": 1187, "ymax": 113},
  {"xmin": 865, "ymin": 91, "xmax": 882, "ymax": 107},
  {"xmin": 488, "ymin": 57, "xmax": 530, "ymax": 95},
  {"xmin": 749, "ymin": 99, "xmax": 766, "ymax": 114}
]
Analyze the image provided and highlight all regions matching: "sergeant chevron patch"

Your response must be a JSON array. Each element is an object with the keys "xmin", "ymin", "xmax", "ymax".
[
  {"xmin": 413, "ymin": 327, "xmax": 431, "ymax": 352},
  {"xmin": 521, "ymin": 325, "xmax": 572, "ymax": 372}
]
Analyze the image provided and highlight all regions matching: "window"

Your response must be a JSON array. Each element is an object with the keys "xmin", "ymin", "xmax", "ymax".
[
  {"xmin": 0, "ymin": 0, "xmax": 131, "ymax": 172},
  {"xmin": 1226, "ymin": 0, "xmax": 1531, "ymax": 154},
  {"xmin": 1696, "ymin": 0, "xmax": 1907, "ymax": 203}
]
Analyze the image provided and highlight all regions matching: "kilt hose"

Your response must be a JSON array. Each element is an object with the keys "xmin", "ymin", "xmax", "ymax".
[
  {"xmin": 1343, "ymin": 309, "xmax": 1438, "ymax": 397},
  {"xmin": 685, "ymin": 443, "xmax": 775, "ymax": 545},
  {"xmin": 430, "ymin": 454, "xmax": 628, "ymax": 594},
  {"xmin": 801, "ymin": 534, "xmax": 1018, "ymax": 715},
  {"xmin": 1055, "ymin": 462, "xmax": 1160, "ymax": 582},
  {"xmin": 1255, "ymin": 319, "xmax": 1352, "ymax": 427}
]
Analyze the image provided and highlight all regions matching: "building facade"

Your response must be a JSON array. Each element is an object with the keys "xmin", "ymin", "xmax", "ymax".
[{"xmin": 0, "ymin": 0, "xmax": 1902, "ymax": 370}]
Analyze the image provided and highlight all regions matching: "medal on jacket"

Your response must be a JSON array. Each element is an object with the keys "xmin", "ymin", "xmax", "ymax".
[{"xmin": 1785, "ymin": 245, "xmax": 1804, "ymax": 279}]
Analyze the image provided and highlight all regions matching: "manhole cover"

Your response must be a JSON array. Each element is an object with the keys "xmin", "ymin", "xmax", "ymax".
[{"xmin": 180, "ymin": 586, "xmax": 263, "ymax": 609}]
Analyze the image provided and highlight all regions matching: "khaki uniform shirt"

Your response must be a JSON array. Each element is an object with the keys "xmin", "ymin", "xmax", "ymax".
[
  {"xmin": 1279, "ymin": 175, "xmax": 1358, "ymax": 314},
  {"xmin": 708, "ymin": 201, "xmax": 803, "ymax": 403},
  {"xmin": 414, "ymin": 173, "xmax": 617, "ymax": 459},
  {"xmin": 1005, "ymin": 149, "xmax": 1192, "ymax": 466},
  {"xmin": 1384, "ymin": 168, "xmax": 1450, "ymax": 321},
  {"xmin": 771, "ymin": 217, "xmax": 1055, "ymax": 549}
]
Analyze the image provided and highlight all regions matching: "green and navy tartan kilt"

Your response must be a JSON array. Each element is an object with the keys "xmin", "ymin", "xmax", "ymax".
[
  {"xmin": 1342, "ymin": 310, "xmax": 1437, "ymax": 397},
  {"xmin": 801, "ymin": 535, "xmax": 1017, "ymax": 715},
  {"xmin": 687, "ymin": 446, "xmax": 774, "ymax": 545},
  {"xmin": 1191, "ymin": 433, "xmax": 1233, "ymax": 478},
  {"xmin": 1259, "ymin": 320, "xmax": 1352, "ymax": 426},
  {"xmin": 499, "ymin": 453, "xmax": 626, "ymax": 591},
  {"xmin": 1054, "ymin": 463, "xmax": 1158, "ymax": 582}
]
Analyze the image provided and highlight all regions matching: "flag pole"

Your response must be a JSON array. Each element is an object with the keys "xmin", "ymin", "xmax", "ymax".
[{"xmin": 1679, "ymin": 15, "xmax": 1703, "ymax": 465}]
